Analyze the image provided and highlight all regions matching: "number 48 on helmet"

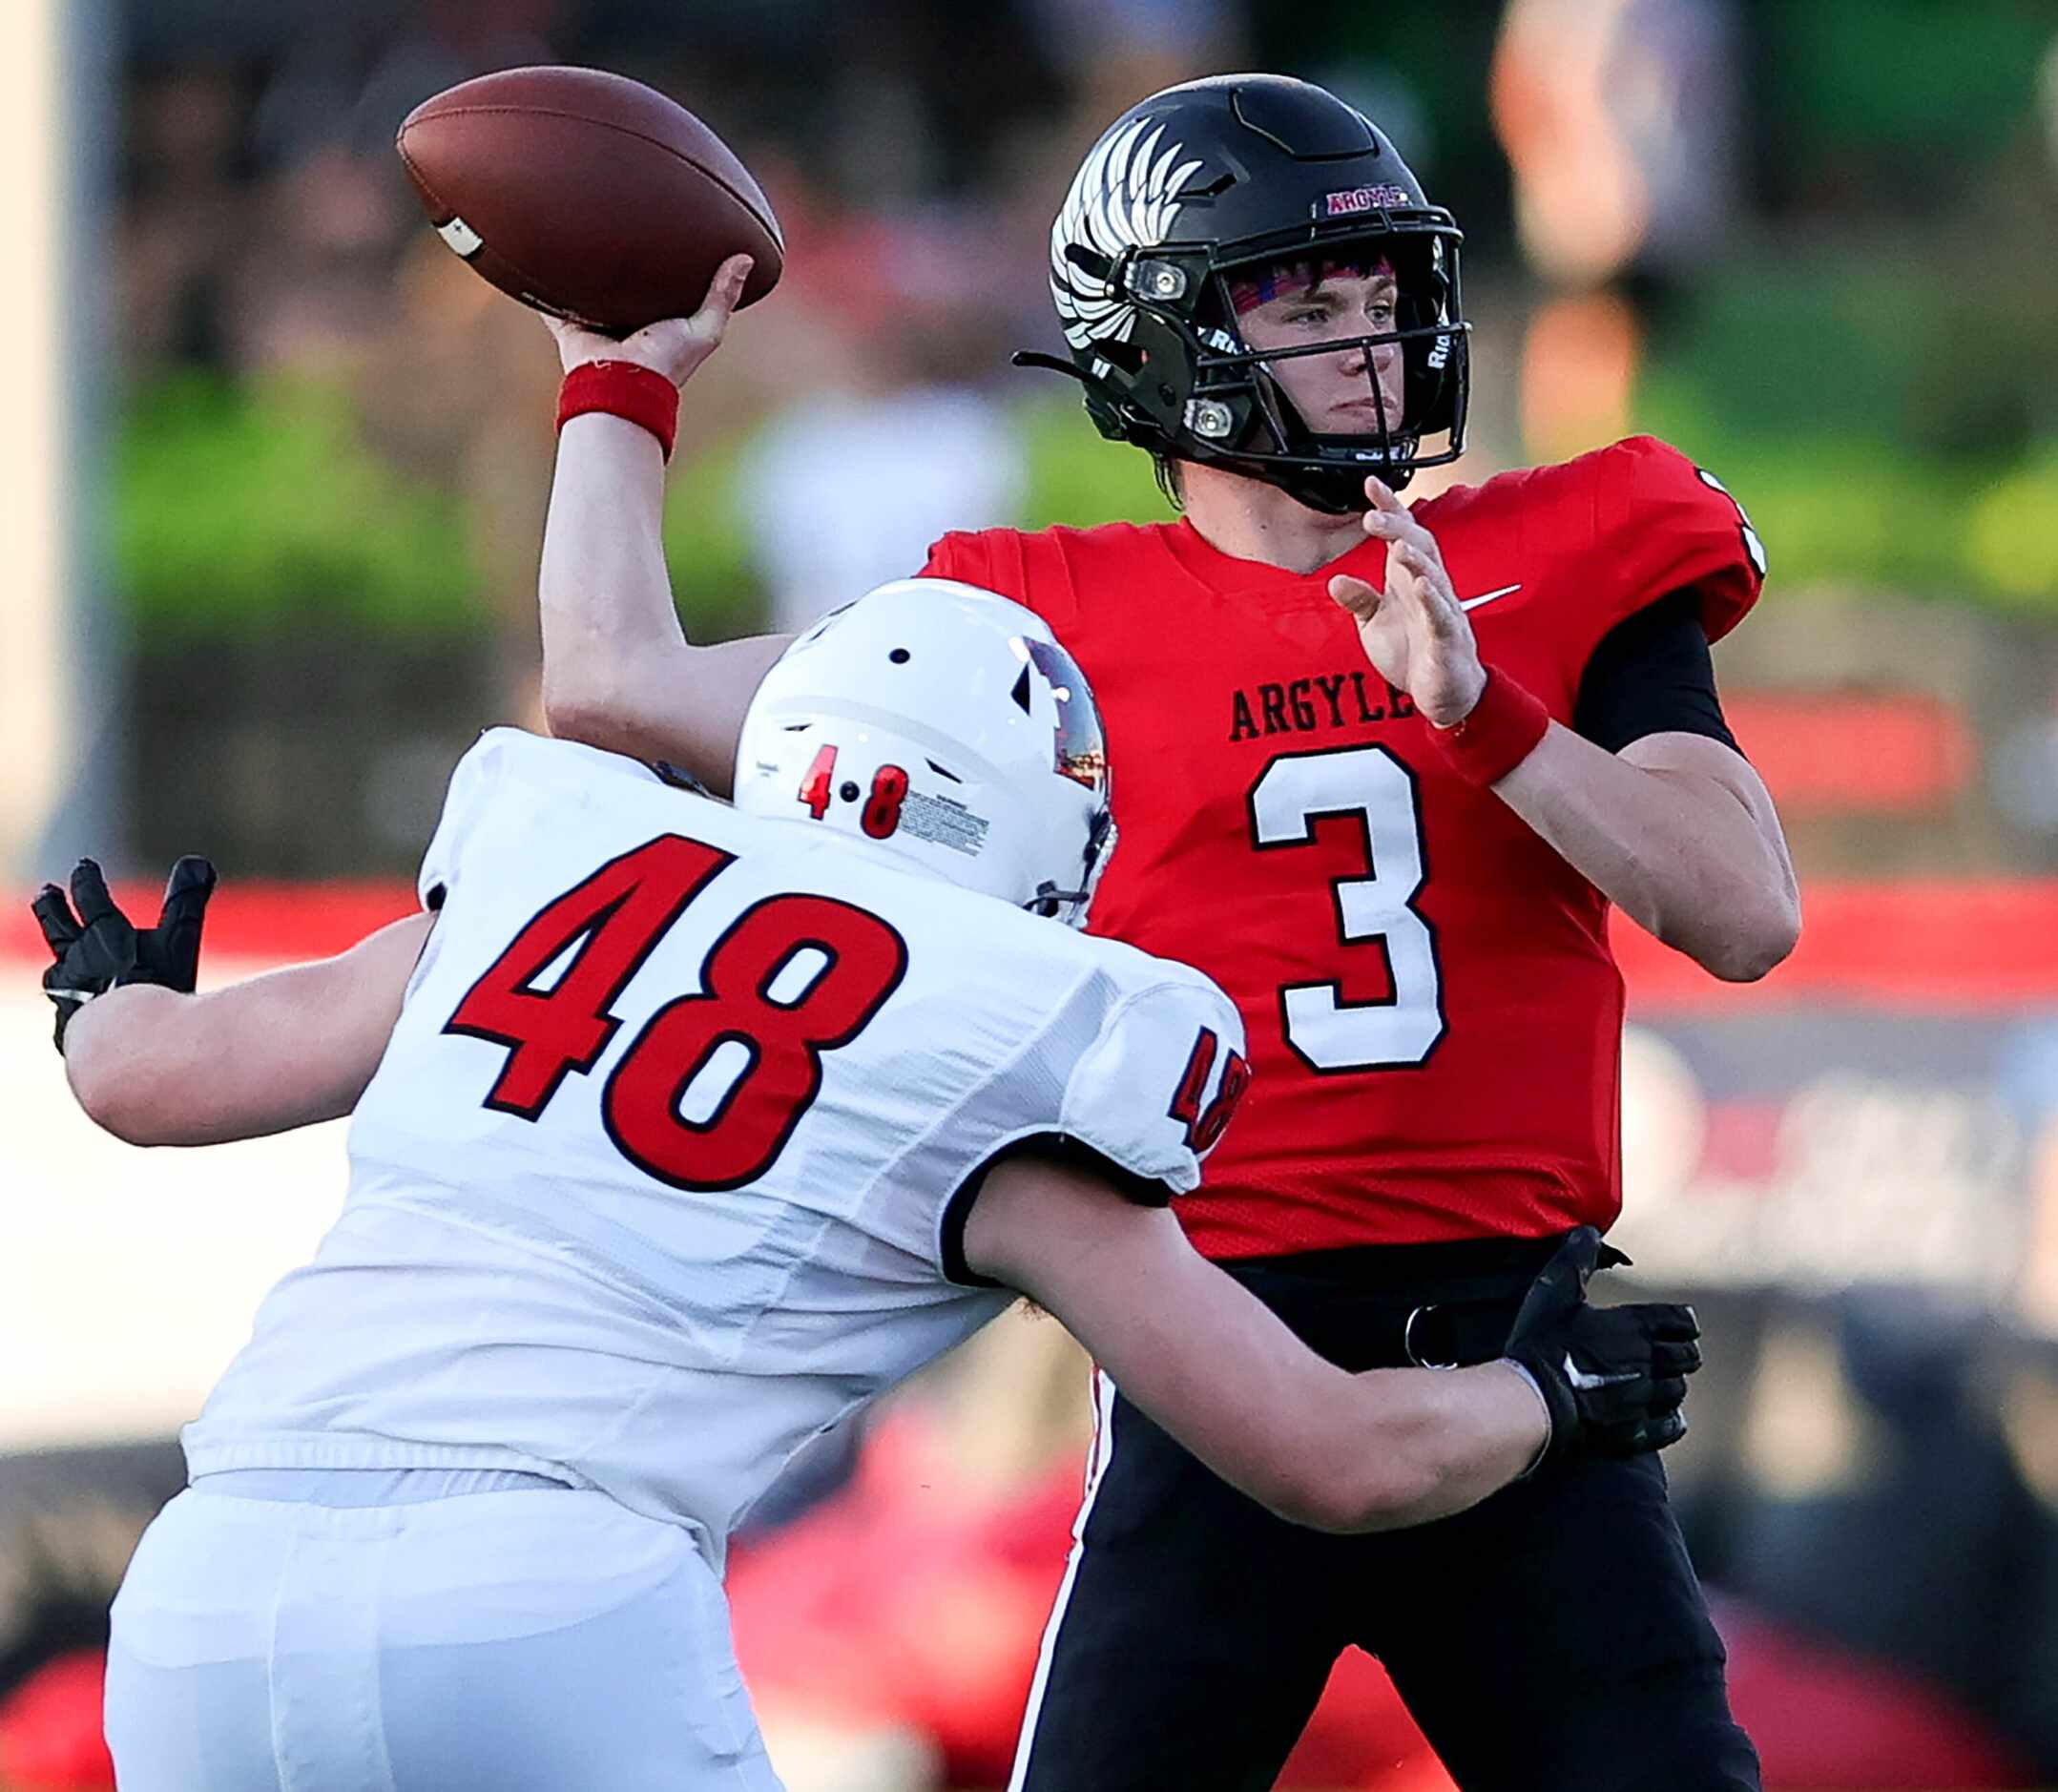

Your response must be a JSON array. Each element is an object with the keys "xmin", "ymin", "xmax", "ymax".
[{"xmin": 732, "ymin": 581, "xmax": 1117, "ymax": 929}]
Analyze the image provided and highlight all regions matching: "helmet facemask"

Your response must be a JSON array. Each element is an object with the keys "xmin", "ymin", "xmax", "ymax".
[
  {"xmin": 1051, "ymin": 226, "xmax": 1467, "ymax": 513},
  {"xmin": 1013, "ymin": 634, "xmax": 1116, "ymax": 928},
  {"xmin": 1191, "ymin": 237, "xmax": 1466, "ymax": 510},
  {"xmin": 1027, "ymin": 803, "xmax": 1117, "ymax": 928}
]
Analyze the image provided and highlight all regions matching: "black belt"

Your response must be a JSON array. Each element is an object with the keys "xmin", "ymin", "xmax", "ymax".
[{"xmin": 1222, "ymin": 1233, "xmax": 1569, "ymax": 1373}]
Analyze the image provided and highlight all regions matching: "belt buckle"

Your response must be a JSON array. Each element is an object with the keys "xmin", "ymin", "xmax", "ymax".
[{"xmin": 1403, "ymin": 1302, "xmax": 1459, "ymax": 1370}]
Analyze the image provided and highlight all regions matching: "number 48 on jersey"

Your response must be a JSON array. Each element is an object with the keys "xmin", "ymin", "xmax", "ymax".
[
  {"xmin": 444, "ymin": 835, "xmax": 908, "ymax": 1191},
  {"xmin": 441, "ymin": 831, "xmax": 1245, "ymax": 1194}
]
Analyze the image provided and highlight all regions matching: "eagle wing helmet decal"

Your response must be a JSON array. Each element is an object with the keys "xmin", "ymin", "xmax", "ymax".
[{"xmin": 1050, "ymin": 118, "xmax": 1206, "ymax": 350}]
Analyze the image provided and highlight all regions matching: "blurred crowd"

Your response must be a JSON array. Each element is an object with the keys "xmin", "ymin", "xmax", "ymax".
[
  {"xmin": 112, "ymin": 0, "xmax": 1268, "ymax": 870},
  {"xmin": 114, "ymin": 0, "xmax": 1236, "ymax": 642}
]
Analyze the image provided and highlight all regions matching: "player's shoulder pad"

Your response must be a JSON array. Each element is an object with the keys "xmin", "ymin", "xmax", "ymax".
[
  {"xmin": 1056, "ymin": 957, "xmax": 1249, "ymax": 1202},
  {"xmin": 921, "ymin": 529, "xmax": 1026, "ymax": 600},
  {"xmin": 415, "ymin": 727, "xmax": 655, "ymax": 911},
  {"xmin": 418, "ymin": 727, "xmax": 513, "ymax": 911}
]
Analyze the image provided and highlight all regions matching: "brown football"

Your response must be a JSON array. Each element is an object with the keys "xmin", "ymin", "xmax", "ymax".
[{"xmin": 396, "ymin": 66, "xmax": 782, "ymax": 334}]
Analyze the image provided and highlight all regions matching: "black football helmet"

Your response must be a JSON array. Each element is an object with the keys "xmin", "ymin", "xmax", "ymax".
[{"xmin": 1016, "ymin": 74, "xmax": 1469, "ymax": 513}]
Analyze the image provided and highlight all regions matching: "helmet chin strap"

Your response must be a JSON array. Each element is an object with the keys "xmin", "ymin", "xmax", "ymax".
[
  {"xmin": 1024, "ymin": 883, "xmax": 1090, "ymax": 917},
  {"xmin": 1009, "ymin": 350, "xmax": 1388, "ymax": 512},
  {"xmin": 1023, "ymin": 806, "xmax": 1117, "ymax": 926}
]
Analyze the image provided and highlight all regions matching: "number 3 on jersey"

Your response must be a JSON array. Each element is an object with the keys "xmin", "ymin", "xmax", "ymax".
[
  {"xmin": 445, "ymin": 836, "xmax": 908, "ymax": 1190},
  {"xmin": 1249, "ymin": 745, "xmax": 1445, "ymax": 1072}
]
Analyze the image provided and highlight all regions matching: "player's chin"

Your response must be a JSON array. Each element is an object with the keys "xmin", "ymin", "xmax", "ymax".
[{"xmin": 1327, "ymin": 405, "xmax": 1407, "ymax": 435}]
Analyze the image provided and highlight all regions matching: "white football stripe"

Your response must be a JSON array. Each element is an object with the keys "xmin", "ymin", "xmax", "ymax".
[
  {"xmin": 435, "ymin": 216, "xmax": 484, "ymax": 259},
  {"xmin": 1007, "ymin": 1367, "xmax": 1120, "ymax": 1791}
]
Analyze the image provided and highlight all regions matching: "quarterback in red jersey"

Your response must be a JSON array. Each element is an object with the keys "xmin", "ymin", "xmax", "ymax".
[
  {"xmin": 923, "ymin": 431, "xmax": 1770, "ymax": 1260},
  {"xmin": 530, "ymin": 72, "xmax": 1795, "ymax": 1792}
]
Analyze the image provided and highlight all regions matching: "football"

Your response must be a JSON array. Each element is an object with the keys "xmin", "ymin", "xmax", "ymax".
[{"xmin": 396, "ymin": 66, "xmax": 783, "ymax": 335}]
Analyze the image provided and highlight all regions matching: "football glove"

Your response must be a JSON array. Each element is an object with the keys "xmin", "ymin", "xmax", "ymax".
[
  {"xmin": 31, "ymin": 856, "xmax": 217, "ymax": 1054},
  {"xmin": 1504, "ymin": 1226, "xmax": 1702, "ymax": 1467}
]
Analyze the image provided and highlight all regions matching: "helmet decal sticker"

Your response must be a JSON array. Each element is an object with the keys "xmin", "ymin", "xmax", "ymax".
[
  {"xmin": 897, "ymin": 790, "xmax": 990, "ymax": 858},
  {"xmin": 1051, "ymin": 117, "xmax": 1206, "ymax": 351},
  {"xmin": 1322, "ymin": 183, "xmax": 1413, "ymax": 217}
]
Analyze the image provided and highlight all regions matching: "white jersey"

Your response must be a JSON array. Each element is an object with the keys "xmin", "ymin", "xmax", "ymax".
[{"xmin": 184, "ymin": 729, "xmax": 1245, "ymax": 1564}]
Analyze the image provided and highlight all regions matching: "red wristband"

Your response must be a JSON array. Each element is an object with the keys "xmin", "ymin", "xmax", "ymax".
[
  {"xmin": 1424, "ymin": 666, "xmax": 1550, "ymax": 787},
  {"xmin": 556, "ymin": 360, "xmax": 680, "ymax": 461}
]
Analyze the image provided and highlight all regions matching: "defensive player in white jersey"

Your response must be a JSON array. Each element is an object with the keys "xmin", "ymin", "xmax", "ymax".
[{"xmin": 38, "ymin": 585, "xmax": 1699, "ymax": 1792}]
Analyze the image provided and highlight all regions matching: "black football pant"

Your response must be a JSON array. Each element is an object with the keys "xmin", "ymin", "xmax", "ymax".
[{"xmin": 1008, "ymin": 1238, "xmax": 1760, "ymax": 1792}]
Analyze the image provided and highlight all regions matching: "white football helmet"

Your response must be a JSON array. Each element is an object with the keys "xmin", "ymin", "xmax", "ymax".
[{"xmin": 734, "ymin": 579, "xmax": 1116, "ymax": 927}]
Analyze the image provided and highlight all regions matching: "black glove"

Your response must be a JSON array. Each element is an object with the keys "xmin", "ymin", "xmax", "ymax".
[
  {"xmin": 1504, "ymin": 1226, "xmax": 1702, "ymax": 1467},
  {"xmin": 31, "ymin": 857, "xmax": 218, "ymax": 1053}
]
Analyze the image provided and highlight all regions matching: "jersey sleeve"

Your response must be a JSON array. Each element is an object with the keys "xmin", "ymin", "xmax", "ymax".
[
  {"xmin": 932, "ymin": 963, "xmax": 1249, "ymax": 1289},
  {"xmin": 1587, "ymin": 436, "xmax": 1766, "ymax": 646},
  {"xmin": 1056, "ymin": 972, "xmax": 1250, "ymax": 1202},
  {"xmin": 919, "ymin": 529, "xmax": 998, "ymax": 588},
  {"xmin": 917, "ymin": 528, "xmax": 1068, "ymax": 624}
]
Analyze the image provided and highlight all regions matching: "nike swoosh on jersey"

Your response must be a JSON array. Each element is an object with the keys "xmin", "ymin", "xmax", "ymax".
[
  {"xmin": 1459, "ymin": 583, "xmax": 1523, "ymax": 611},
  {"xmin": 1563, "ymin": 1352, "xmax": 1637, "ymax": 1391}
]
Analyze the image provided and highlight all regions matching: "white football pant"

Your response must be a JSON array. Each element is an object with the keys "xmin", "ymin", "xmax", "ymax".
[{"xmin": 105, "ymin": 1479, "xmax": 783, "ymax": 1791}]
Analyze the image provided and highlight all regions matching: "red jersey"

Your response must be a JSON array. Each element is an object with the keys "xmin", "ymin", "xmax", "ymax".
[{"xmin": 921, "ymin": 435, "xmax": 1763, "ymax": 1260}]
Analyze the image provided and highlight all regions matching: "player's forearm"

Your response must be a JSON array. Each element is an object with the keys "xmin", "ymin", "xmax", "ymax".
[
  {"xmin": 1089, "ymin": 1291, "xmax": 1544, "ymax": 1533},
  {"xmin": 1334, "ymin": 1363, "xmax": 1548, "ymax": 1530},
  {"xmin": 63, "ymin": 917, "xmax": 426, "ymax": 1146},
  {"xmin": 66, "ymin": 985, "xmax": 321, "ymax": 1145},
  {"xmin": 1489, "ymin": 724, "xmax": 1799, "ymax": 981},
  {"xmin": 538, "ymin": 413, "xmax": 689, "ymax": 752},
  {"xmin": 537, "ymin": 415, "xmax": 790, "ymax": 790},
  {"xmin": 998, "ymin": 1209, "xmax": 1539, "ymax": 1532}
]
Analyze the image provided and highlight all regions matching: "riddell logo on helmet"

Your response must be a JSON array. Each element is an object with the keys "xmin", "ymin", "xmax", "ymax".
[{"xmin": 1323, "ymin": 185, "xmax": 1412, "ymax": 217}]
